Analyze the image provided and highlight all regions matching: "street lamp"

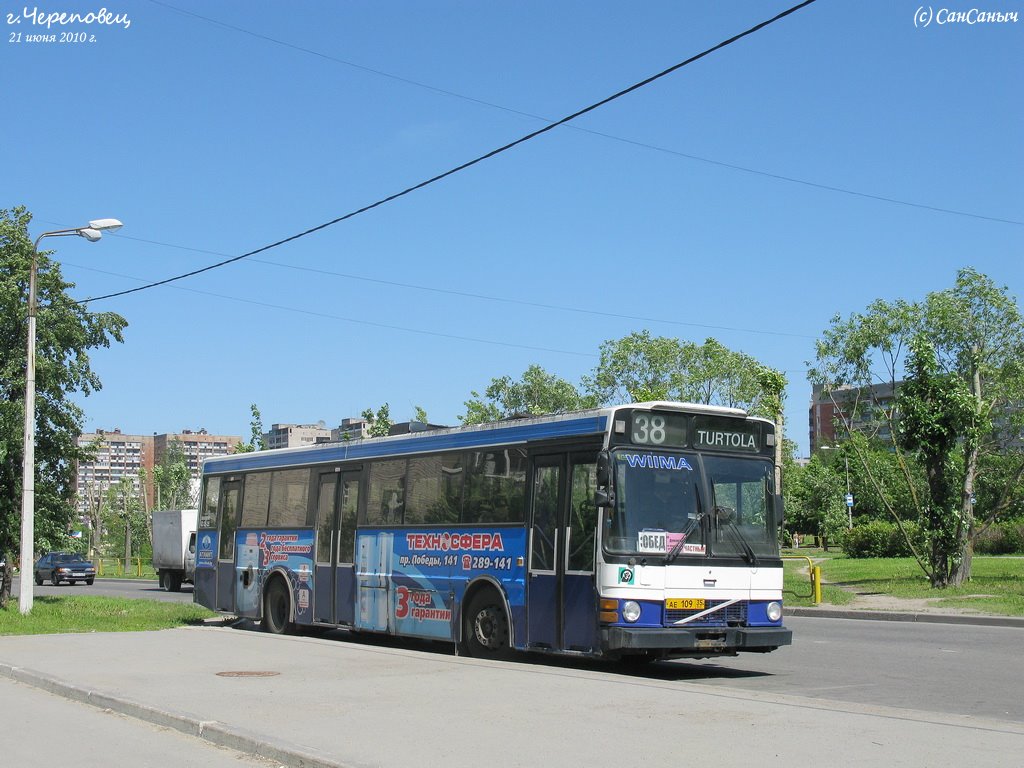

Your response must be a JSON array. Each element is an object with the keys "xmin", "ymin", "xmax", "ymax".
[{"xmin": 19, "ymin": 218, "xmax": 122, "ymax": 614}]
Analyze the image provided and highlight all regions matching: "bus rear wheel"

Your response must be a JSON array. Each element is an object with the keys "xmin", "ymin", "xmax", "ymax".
[
  {"xmin": 262, "ymin": 577, "xmax": 291, "ymax": 635},
  {"xmin": 463, "ymin": 590, "xmax": 511, "ymax": 659}
]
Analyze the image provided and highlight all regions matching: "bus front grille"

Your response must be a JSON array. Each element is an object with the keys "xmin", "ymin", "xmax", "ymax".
[{"xmin": 665, "ymin": 600, "xmax": 747, "ymax": 627}]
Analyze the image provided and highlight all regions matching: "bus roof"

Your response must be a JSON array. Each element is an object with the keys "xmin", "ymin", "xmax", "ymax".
[{"xmin": 202, "ymin": 401, "xmax": 759, "ymax": 475}]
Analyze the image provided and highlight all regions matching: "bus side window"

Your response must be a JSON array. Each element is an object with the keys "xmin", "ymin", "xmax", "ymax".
[
  {"xmin": 218, "ymin": 483, "xmax": 241, "ymax": 560},
  {"xmin": 530, "ymin": 464, "xmax": 560, "ymax": 571},
  {"xmin": 199, "ymin": 477, "xmax": 220, "ymax": 529},
  {"xmin": 367, "ymin": 459, "xmax": 406, "ymax": 526},
  {"xmin": 568, "ymin": 461, "xmax": 598, "ymax": 572},
  {"xmin": 339, "ymin": 475, "xmax": 360, "ymax": 563}
]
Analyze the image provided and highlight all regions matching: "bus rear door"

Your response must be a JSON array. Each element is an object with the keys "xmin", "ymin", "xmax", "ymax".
[{"xmin": 314, "ymin": 468, "xmax": 360, "ymax": 625}]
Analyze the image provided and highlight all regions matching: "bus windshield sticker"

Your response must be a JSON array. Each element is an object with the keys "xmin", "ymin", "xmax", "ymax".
[
  {"xmin": 637, "ymin": 531, "xmax": 706, "ymax": 555},
  {"xmin": 638, "ymin": 530, "xmax": 666, "ymax": 553}
]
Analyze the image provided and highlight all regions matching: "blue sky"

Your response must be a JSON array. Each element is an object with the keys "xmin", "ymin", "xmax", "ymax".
[{"xmin": 4, "ymin": 0, "xmax": 1021, "ymax": 456}]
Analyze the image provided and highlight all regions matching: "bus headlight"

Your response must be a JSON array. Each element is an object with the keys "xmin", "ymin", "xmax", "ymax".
[
  {"xmin": 622, "ymin": 601, "xmax": 642, "ymax": 623},
  {"xmin": 766, "ymin": 601, "xmax": 782, "ymax": 622}
]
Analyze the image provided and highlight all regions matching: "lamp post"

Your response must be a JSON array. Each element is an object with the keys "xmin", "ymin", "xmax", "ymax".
[{"xmin": 19, "ymin": 218, "xmax": 122, "ymax": 614}]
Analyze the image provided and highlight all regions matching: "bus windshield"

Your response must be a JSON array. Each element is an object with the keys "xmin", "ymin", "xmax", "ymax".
[{"xmin": 605, "ymin": 450, "xmax": 778, "ymax": 560}]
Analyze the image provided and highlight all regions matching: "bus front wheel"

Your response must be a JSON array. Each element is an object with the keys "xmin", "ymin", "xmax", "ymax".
[
  {"xmin": 463, "ymin": 590, "xmax": 511, "ymax": 659},
  {"xmin": 262, "ymin": 577, "xmax": 291, "ymax": 635}
]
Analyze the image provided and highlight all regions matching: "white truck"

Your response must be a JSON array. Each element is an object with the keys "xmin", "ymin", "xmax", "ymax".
[{"xmin": 152, "ymin": 509, "xmax": 198, "ymax": 592}]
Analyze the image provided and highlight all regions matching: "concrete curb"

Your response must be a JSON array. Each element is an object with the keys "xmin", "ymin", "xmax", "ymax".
[
  {"xmin": 789, "ymin": 606, "xmax": 1024, "ymax": 628},
  {"xmin": 0, "ymin": 661, "xmax": 352, "ymax": 768}
]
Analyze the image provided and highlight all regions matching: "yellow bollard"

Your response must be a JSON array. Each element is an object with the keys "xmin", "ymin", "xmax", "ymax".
[{"xmin": 812, "ymin": 565, "xmax": 822, "ymax": 605}]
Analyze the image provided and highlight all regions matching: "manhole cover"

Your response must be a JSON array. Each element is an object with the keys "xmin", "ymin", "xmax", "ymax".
[{"xmin": 216, "ymin": 671, "xmax": 280, "ymax": 678}]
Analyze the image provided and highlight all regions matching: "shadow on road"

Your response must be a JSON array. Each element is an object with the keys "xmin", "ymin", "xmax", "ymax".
[{"xmin": 219, "ymin": 619, "xmax": 771, "ymax": 681}]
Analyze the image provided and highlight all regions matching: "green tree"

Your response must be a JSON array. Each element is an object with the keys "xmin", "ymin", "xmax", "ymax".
[
  {"xmin": 362, "ymin": 403, "xmax": 393, "ymax": 437},
  {"xmin": 461, "ymin": 364, "xmax": 596, "ymax": 424},
  {"xmin": 0, "ymin": 206, "xmax": 127, "ymax": 569},
  {"xmin": 810, "ymin": 268, "xmax": 1024, "ymax": 586},
  {"xmin": 100, "ymin": 476, "xmax": 149, "ymax": 571},
  {"xmin": 584, "ymin": 332, "xmax": 784, "ymax": 419},
  {"xmin": 150, "ymin": 440, "xmax": 193, "ymax": 510},
  {"xmin": 895, "ymin": 336, "xmax": 976, "ymax": 583},
  {"xmin": 585, "ymin": 332, "xmax": 787, "ymax": 488},
  {"xmin": 785, "ymin": 451, "xmax": 848, "ymax": 549},
  {"xmin": 234, "ymin": 403, "xmax": 265, "ymax": 453}
]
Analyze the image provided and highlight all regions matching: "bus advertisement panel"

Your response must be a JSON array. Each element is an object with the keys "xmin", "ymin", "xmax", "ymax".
[{"xmin": 357, "ymin": 528, "xmax": 525, "ymax": 640}]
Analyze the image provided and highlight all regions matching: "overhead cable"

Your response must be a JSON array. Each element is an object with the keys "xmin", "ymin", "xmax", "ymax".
[{"xmin": 81, "ymin": 0, "xmax": 819, "ymax": 304}]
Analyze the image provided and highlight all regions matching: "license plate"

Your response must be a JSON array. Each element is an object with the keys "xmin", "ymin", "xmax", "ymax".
[{"xmin": 666, "ymin": 598, "xmax": 705, "ymax": 610}]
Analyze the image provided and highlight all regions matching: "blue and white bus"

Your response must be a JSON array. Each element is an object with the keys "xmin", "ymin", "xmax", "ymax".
[{"xmin": 194, "ymin": 401, "xmax": 791, "ymax": 661}]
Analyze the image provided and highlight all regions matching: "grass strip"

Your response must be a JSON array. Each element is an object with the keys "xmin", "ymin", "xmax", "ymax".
[
  {"xmin": 0, "ymin": 596, "xmax": 216, "ymax": 635},
  {"xmin": 819, "ymin": 556, "xmax": 1024, "ymax": 616}
]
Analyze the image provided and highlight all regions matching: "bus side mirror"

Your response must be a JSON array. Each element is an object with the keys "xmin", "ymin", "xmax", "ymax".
[
  {"xmin": 596, "ymin": 453, "xmax": 614, "ymax": 506},
  {"xmin": 775, "ymin": 494, "xmax": 785, "ymax": 529}
]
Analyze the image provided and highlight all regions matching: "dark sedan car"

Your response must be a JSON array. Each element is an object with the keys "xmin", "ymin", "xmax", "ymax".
[{"xmin": 34, "ymin": 552, "xmax": 96, "ymax": 586}]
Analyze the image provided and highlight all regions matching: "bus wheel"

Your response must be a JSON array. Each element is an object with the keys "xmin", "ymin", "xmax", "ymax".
[
  {"xmin": 160, "ymin": 570, "xmax": 171, "ymax": 591},
  {"xmin": 262, "ymin": 577, "xmax": 291, "ymax": 635},
  {"xmin": 464, "ymin": 590, "xmax": 511, "ymax": 659}
]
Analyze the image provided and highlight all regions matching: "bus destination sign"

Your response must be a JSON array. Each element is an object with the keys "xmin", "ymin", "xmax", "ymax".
[{"xmin": 693, "ymin": 416, "xmax": 761, "ymax": 453}]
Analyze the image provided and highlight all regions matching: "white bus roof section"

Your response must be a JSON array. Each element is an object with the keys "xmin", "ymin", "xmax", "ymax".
[{"xmin": 202, "ymin": 401, "xmax": 769, "ymax": 475}]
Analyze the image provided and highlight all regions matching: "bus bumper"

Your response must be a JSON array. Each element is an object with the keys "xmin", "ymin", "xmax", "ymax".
[{"xmin": 601, "ymin": 625, "xmax": 792, "ymax": 653}]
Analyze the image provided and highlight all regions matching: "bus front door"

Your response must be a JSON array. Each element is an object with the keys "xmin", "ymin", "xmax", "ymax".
[
  {"xmin": 527, "ymin": 454, "xmax": 599, "ymax": 653},
  {"xmin": 216, "ymin": 479, "xmax": 241, "ymax": 613}
]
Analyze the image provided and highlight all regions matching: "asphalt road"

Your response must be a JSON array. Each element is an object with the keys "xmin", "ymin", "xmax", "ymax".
[
  {"xmin": 633, "ymin": 616, "xmax": 1024, "ymax": 722},
  {"xmin": 15, "ymin": 575, "xmax": 194, "ymax": 603},
  {"xmin": 273, "ymin": 615, "xmax": 1024, "ymax": 724},
  {"xmin": 10, "ymin": 578, "xmax": 1024, "ymax": 723}
]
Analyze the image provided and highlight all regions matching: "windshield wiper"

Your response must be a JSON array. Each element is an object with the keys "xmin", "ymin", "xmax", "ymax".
[
  {"xmin": 725, "ymin": 520, "xmax": 759, "ymax": 567},
  {"xmin": 666, "ymin": 483, "xmax": 703, "ymax": 565}
]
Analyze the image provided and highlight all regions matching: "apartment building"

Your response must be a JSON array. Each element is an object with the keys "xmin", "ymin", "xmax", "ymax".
[
  {"xmin": 154, "ymin": 430, "xmax": 242, "ymax": 475},
  {"xmin": 262, "ymin": 422, "xmax": 333, "ymax": 449},
  {"xmin": 332, "ymin": 417, "xmax": 369, "ymax": 442},
  {"xmin": 808, "ymin": 381, "xmax": 897, "ymax": 452},
  {"xmin": 76, "ymin": 428, "xmax": 242, "ymax": 513},
  {"xmin": 75, "ymin": 429, "xmax": 152, "ymax": 514}
]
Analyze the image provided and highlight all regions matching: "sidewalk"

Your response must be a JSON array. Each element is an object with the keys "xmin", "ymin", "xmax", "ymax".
[
  {"xmin": 2, "ymin": 619, "xmax": 1023, "ymax": 768},
  {"xmin": 788, "ymin": 604, "xmax": 1024, "ymax": 628}
]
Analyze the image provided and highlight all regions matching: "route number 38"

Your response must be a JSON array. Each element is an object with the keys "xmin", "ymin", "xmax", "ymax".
[{"xmin": 632, "ymin": 414, "xmax": 667, "ymax": 445}]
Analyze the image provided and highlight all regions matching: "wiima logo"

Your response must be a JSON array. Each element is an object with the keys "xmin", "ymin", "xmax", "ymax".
[{"xmin": 621, "ymin": 453, "xmax": 694, "ymax": 471}]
